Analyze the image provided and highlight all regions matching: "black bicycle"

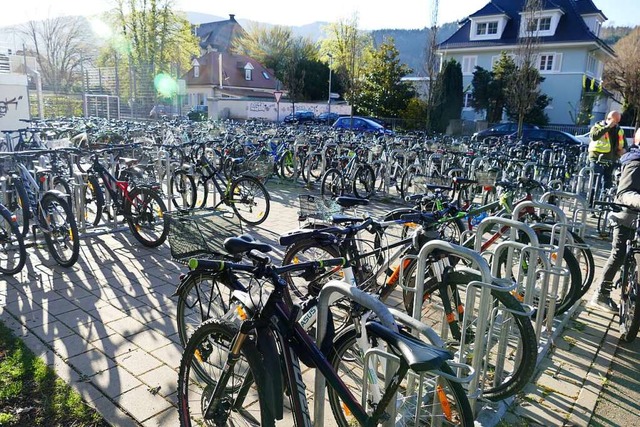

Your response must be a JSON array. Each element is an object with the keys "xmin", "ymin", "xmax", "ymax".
[{"xmin": 177, "ymin": 237, "xmax": 474, "ymax": 426}]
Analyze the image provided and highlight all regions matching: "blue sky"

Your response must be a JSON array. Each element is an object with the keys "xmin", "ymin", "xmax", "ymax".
[{"xmin": 1, "ymin": 0, "xmax": 636, "ymax": 30}]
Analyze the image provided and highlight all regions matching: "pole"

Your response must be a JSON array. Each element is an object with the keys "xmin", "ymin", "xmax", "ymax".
[{"xmin": 327, "ymin": 54, "xmax": 332, "ymax": 115}]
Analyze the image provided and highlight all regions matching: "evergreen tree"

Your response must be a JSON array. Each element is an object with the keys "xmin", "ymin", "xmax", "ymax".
[
  {"xmin": 430, "ymin": 58, "xmax": 463, "ymax": 133},
  {"xmin": 355, "ymin": 37, "xmax": 415, "ymax": 117}
]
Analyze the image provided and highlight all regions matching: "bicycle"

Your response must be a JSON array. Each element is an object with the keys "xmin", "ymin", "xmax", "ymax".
[
  {"xmin": 1, "ymin": 150, "xmax": 80, "ymax": 267},
  {"xmin": 177, "ymin": 238, "xmax": 474, "ymax": 426},
  {"xmin": 595, "ymin": 201, "xmax": 640, "ymax": 342},
  {"xmin": 0, "ymin": 201, "xmax": 27, "ymax": 275},
  {"xmin": 320, "ymin": 145, "xmax": 375, "ymax": 199},
  {"xmin": 77, "ymin": 147, "xmax": 169, "ymax": 247}
]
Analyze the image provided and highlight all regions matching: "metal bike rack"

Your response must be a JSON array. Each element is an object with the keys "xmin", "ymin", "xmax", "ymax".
[
  {"xmin": 73, "ymin": 171, "xmax": 87, "ymax": 234},
  {"xmin": 576, "ymin": 165, "xmax": 599, "ymax": 206},
  {"xmin": 540, "ymin": 190, "xmax": 589, "ymax": 239}
]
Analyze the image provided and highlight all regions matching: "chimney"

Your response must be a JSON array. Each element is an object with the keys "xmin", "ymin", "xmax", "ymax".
[{"xmin": 229, "ymin": 14, "xmax": 236, "ymax": 21}]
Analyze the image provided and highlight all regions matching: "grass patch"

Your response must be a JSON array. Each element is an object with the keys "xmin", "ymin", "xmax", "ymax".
[{"xmin": 0, "ymin": 320, "xmax": 107, "ymax": 427}]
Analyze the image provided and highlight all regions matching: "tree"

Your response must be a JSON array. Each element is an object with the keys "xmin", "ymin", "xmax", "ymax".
[
  {"xmin": 430, "ymin": 58, "xmax": 463, "ymax": 133},
  {"xmin": 108, "ymin": 0, "xmax": 199, "ymax": 108},
  {"xmin": 470, "ymin": 53, "xmax": 515, "ymax": 123},
  {"xmin": 20, "ymin": 16, "xmax": 93, "ymax": 93},
  {"xmin": 355, "ymin": 37, "xmax": 415, "ymax": 118},
  {"xmin": 320, "ymin": 16, "xmax": 373, "ymax": 113},
  {"xmin": 507, "ymin": 0, "xmax": 547, "ymax": 135},
  {"xmin": 402, "ymin": 97, "xmax": 429, "ymax": 130},
  {"xmin": 603, "ymin": 26, "xmax": 640, "ymax": 128}
]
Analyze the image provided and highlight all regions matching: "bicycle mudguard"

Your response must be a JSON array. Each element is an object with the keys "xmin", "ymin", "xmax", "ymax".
[
  {"xmin": 255, "ymin": 326, "xmax": 284, "ymax": 420},
  {"xmin": 171, "ymin": 269, "xmax": 226, "ymax": 297},
  {"xmin": 44, "ymin": 189, "xmax": 71, "ymax": 200}
]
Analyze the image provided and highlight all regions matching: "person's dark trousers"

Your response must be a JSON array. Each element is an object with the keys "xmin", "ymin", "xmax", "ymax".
[
  {"xmin": 589, "ymin": 160, "xmax": 615, "ymax": 189},
  {"xmin": 598, "ymin": 224, "xmax": 634, "ymax": 296}
]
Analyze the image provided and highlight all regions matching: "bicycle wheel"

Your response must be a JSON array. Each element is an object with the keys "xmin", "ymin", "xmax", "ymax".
[
  {"xmin": 83, "ymin": 175, "xmax": 104, "ymax": 227},
  {"xmin": 329, "ymin": 323, "xmax": 474, "ymax": 426},
  {"xmin": 52, "ymin": 176, "xmax": 73, "ymax": 207},
  {"xmin": 124, "ymin": 186, "xmax": 169, "ymax": 247},
  {"xmin": 400, "ymin": 259, "xmax": 537, "ymax": 401},
  {"xmin": 620, "ymin": 253, "xmax": 640, "ymax": 342},
  {"xmin": 0, "ymin": 205, "xmax": 27, "ymax": 275},
  {"xmin": 170, "ymin": 170, "xmax": 197, "ymax": 210},
  {"xmin": 352, "ymin": 164, "xmax": 375, "ymax": 199},
  {"xmin": 321, "ymin": 168, "xmax": 344, "ymax": 197},
  {"xmin": 306, "ymin": 153, "xmax": 323, "ymax": 182},
  {"xmin": 399, "ymin": 168, "xmax": 416, "ymax": 200},
  {"xmin": 279, "ymin": 149, "xmax": 295, "ymax": 180},
  {"xmin": 544, "ymin": 231, "xmax": 594, "ymax": 300},
  {"xmin": 177, "ymin": 318, "xmax": 272, "ymax": 427},
  {"xmin": 229, "ymin": 176, "xmax": 270, "ymax": 226},
  {"xmin": 195, "ymin": 176, "xmax": 210, "ymax": 209},
  {"xmin": 176, "ymin": 272, "xmax": 249, "ymax": 347},
  {"xmin": 41, "ymin": 193, "xmax": 80, "ymax": 267},
  {"xmin": 2, "ymin": 179, "xmax": 29, "ymax": 238}
]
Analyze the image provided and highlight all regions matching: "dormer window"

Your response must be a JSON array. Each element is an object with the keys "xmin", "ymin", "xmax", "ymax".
[
  {"xmin": 470, "ymin": 15, "xmax": 508, "ymax": 41},
  {"xmin": 519, "ymin": 9, "xmax": 564, "ymax": 38},
  {"xmin": 191, "ymin": 58, "xmax": 200, "ymax": 78},
  {"xmin": 243, "ymin": 62, "xmax": 254, "ymax": 81}
]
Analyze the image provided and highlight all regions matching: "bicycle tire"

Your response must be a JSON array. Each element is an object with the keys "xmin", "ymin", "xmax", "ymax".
[
  {"xmin": 195, "ymin": 175, "xmax": 210, "ymax": 209},
  {"xmin": 4, "ymin": 179, "xmax": 29, "ymax": 238},
  {"xmin": 124, "ymin": 186, "xmax": 169, "ymax": 247},
  {"xmin": 177, "ymin": 318, "xmax": 273, "ymax": 427},
  {"xmin": 328, "ymin": 323, "xmax": 474, "ymax": 426},
  {"xmin": 169, "ymin": 170, "xmax": 197, "ymax": 210},
  {"xmin": 0, "ymin": 204, "xmax": 27, "ymax": 275},
  {"xmin": 229, "ymin": 176, "xmax": 270, "ymax": 226},
  {"xmin": 176, "ymin": 272, "xmax": 242, "ymax": 347},
  {"xmin": 84, "ymin": 175, "xmax": 104, "ymax": 227},
  {"xmin": 400, "ymin": 260, "xmax": 538, "ymax": 401},
  {"xmin": 399, "ymin": 168, "xmax": 417, "ymax": 200},
  {"xmin": 279, "ymin": 149, "xmax": 295, "ymax": 180},
  {"xmin": 306, "ymin": 153, "xmax": 323, "ymax": 182},
  {"xmin": 352, "ymin": 164, "xmax": 375, "ymax": 199},
  {"xmin": 52, "ymin": 176, "xmax": 73, "ymax": 207},
  {"xmin": 321, "ymin": 168, "xmax": 344, "ymax": 197},
  {"xmin": 620, "ymin": 253, "xmax": 640, "ymax": 342},
  {"xmin": 41, "ymin": 193, "xmax": 80, "ymax": 267}
]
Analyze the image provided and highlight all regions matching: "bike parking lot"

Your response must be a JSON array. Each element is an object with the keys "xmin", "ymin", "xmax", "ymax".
[{"xmin": 0, "ymin": 119, "xmax": 631, "ymax": 426}]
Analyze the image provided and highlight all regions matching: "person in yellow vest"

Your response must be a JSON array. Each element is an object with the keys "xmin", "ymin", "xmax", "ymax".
[{"xmin": 588, "ymin": 110, "xmax": 627, "ymax": 189}]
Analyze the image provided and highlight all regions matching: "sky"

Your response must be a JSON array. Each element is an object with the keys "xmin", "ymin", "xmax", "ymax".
[{"xmin": 0, "ymin": 0, "xmax": 637, "ymax": 31}]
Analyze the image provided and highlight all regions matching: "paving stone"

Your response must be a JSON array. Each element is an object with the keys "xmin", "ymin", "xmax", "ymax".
[
  {"xmin": 91, "ymin": 365, "xmax": 144, "ymax": 398},
  {"xmin": 54, "ymin": 307, "xmax": 97, "ymax": 328},
  {"xmin": 42, "ymin": 297, "xmax": 84, "ymax": 316},
  {"xmin": 91, "ymin": 331, "xmax": 136, "ymax": 357},
  {"xmin": 137, "ymin": 364, "xmax": 178, "ymax": 398},
  {"xmin": 87, "ymin": 303, "xmax": 131, "ymax": 325},
  {"xmin": 114, "ymin": 384, "xmax": 173, "ymax": 423},
  {"xmin": 150, "ymin": 341, "xmax": 183, "ymax": 367},
  {"xmin": 141, "ymin": 406, "xmax": 180, "ymax": 427},
  {"xmin": 28, "ymin": 320, "xmax": 76, "ymax": 345},
  {"xmin": 89, "ymin": 394, "xmax": 141, "ymax": 427},
  {"xmin": 512, "ymin": 383, "xmax": 571, "ymax": 426},
  {"xmin": 106, "ymin": 315, "xmax": 148, "ymax": 338},
  {"xmin": 3, "ymin": 292, "xmax": 43, "ymax": 315},
  {"xmin": 67, "ymin": 348, "xmax": 116, "ymax": 378},
  {"xmin": 114, "ymin": 347, "xmax": 163, "ymax": 376},
  {"xmin": 51, "ymin": 332, "xmax": 92, "ymax": 360}
]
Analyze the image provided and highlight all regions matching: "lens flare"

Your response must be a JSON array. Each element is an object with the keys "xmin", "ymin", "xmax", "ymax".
[{"xmin": 154, "ymin": 74, "xmax": 178, "ymax": 98}]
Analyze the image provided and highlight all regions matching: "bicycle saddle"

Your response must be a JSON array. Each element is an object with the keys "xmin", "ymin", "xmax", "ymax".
[
  {"xmin": 223, "ymin": 236, "xmax": 273, "ymax": 255},
  {"xmin": 335, "ymin": 196, "xmax": 369, "ymax": 208},
  {"xmin": 367, "ymin": 322, "xmax": 453, "ymax": 372}
]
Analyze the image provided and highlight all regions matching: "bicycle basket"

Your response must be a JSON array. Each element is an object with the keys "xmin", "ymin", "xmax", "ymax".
[
  {"xmin": 474, "ymin": 170, "xmax": 498, "ymax": 186},
  {"xmin": 298, "ymin": 194, "xmax": 342, "ymax": 222},
  {"xmin": 168, "ymin": 210, "xmax": 243, "ymax": 263},
  {"xmin": 239, "ymin": 154, "xmax": 275, "ymax": 180}
]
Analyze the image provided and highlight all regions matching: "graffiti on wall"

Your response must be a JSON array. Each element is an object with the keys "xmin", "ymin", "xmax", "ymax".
[{"xmin": 0, "ymin": 96, "xmax": 23, "ymax": 118}]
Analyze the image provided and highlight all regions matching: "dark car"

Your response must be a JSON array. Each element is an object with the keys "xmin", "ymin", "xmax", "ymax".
[
  {"xmin": 187, "ymin": 105, "xmax": 208, "ymax": 121},
  {"xmin": 507, "ymin": 129, "xmax": 582, "ymax": 146},
  {"xmin": 316, "ymin": 112, "xmax": 340, "ymax": 124},
  {"xmin": 332, "ymin": 116, "xmax": 394, "ymax": 135},
  {"xmin": 472, "ymin": 122, "xmax": 539, "ymax": 141},
  {"xmin": 283, "ymin": 111, "xmax": 316, "ymax": 123}
]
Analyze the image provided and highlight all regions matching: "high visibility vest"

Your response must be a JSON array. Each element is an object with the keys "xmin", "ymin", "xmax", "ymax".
[{"xmin": 588, "ymin": 123, "xmax": 625, "ymax": 156}]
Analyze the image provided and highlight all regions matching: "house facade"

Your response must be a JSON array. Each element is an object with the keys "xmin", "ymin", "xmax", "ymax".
[{"xmin": 437, "ymin": 0, "xmax": 615, "ymax": 125}]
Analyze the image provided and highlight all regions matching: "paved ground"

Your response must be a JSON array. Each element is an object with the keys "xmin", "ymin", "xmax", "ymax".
[{"xmin": 0, "ymin": 180, "xmax": 633, "ymax": 426}]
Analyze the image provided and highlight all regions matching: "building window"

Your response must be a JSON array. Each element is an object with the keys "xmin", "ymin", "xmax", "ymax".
[
  {"xmin": 462, "ymin": 56, "xmax": 477, "ymax": 75},
  {"xmin": 539, "ymin": 17, "xmax": 551, "ymax": 31},
  {"xmin": 245, "ymin": 69, "xmax": 252, "ymax": 80},
  {"xmin": 194, "ymin": 65, "xmax": 199, "ymax": 78},
  {"xmin": 262, "ymin": 71, "xmax": 270, "ymax": 80},
  {"xmin": 476, "ymin": 21, "xmax": 498, "ymax": 36},
  {"xmin": 538, "ymin": 53, "xmax": 561, "ymax": 73},
  {"xmin": 463, "ymin": 93, "xmax": 474, "ymax": 109}
]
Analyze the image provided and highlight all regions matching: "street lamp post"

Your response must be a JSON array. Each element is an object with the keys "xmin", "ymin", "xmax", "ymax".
[{"xmin": 327, "ymin": 54, "xmax": 333, "ymax": 115}]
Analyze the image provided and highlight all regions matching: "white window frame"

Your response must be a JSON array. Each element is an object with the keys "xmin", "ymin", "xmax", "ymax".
[
  {"xmin": 463, "ymin": 93, "xmax": 474, "ymax": 110},
  {"xmin": 245, "ymin": 69, "xmax": 252, "ymax": 80},
  {"xmin": 194, "ymin": 65, "xmax": 199, "ymax": 78},
  {"xmin": 519, "ymin": 10, "xmax": 563, "ymax": 38},
  {"xmin": 537, "ymin": 52, "xmax": 562, "ymax": 73},
  {"xmin": 462, "ymin": 56, "xmax": 477, "ymax": 76},
  {"xmin": 470, "ymin": 16, "xmax": 507, "ymax": 41}
]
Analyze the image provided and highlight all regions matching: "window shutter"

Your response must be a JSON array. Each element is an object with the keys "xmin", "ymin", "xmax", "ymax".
[{"xmin": 552, "ymin": 53, "xmax": 562, "ymax": 72}]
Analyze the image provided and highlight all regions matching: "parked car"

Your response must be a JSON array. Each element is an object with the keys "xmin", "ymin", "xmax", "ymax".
[
  {"xmin": 332, "ymin": 116, "xmax": 394, "ymax": 135},
  {"xmin": 316, "ymin": 112, "xmax": 340, "ymax": 124},
  {"xmin": 507, "ymin": 129, "xmax": 582, "ymax": 146},
  {"xmin": 575, "ymin": 125, "xmax": 636, "ymax": 147},
  {"xmin": 283, "ymin": 110, "xmax": 316, "ymax": 123},
  {"xmin": 187, "ymin": 105, "xmax": 208, "ymax": 121},
  {"xmin": 472, "ymin": 122, "xmax": 539, "ymax": 141}
]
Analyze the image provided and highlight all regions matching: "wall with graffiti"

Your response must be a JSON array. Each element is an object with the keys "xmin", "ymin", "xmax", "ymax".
[
  {"xmin": 0, "ymin": 74, "xmax": 29, "ymax": 131},
  {"xmin": 210, "ymin": 99, "xmax": 351, "ymax": 122}
]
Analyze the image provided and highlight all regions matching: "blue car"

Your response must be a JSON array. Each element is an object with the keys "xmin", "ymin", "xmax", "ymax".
[{"xmin": 332, "ymin": 116, "xmax": 393, "ymax": 135}]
